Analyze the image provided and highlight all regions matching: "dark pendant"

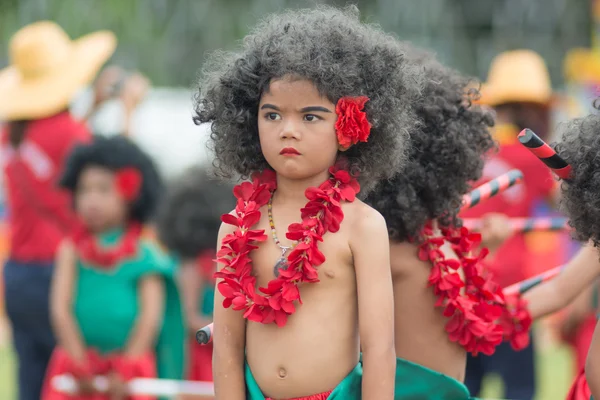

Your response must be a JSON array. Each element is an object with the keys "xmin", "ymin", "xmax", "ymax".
[{"xmin": 274, "ymin": 257, "xmax": 288, "ymax": 277}]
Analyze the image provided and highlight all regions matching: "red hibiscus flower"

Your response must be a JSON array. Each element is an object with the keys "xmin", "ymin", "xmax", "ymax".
[
  {"xmin": 115, "ymin": 167, "xmax": 142, "ymax": 201},
  {"xmin": 335, "ymin": 96, "xmax": 372, "ymax": 148}
]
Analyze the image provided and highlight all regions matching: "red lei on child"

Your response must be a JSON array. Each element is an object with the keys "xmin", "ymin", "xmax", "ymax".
[
  {"xmin": 215, "ymin": 165, "xmax": 360, "ymax": 327},
  {"xmin": 71, "ymin": 224, "xmax": 142, "ymax": 268},
  {"xmin": 417, "ymin": 222, "xmax": 533, "ymax": 356}
]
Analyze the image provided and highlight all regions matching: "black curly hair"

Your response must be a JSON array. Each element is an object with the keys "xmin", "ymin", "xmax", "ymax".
[
  {"xmin": 193, "ymin": 5, "xmax": 424, "ymax": 193},
  {"xmin": 156, "ymin": 166, "xmax": 236, "ymax": 260},
  {"xmin": 364, "ymin": 45, "xmax": 496, "ymax": 241},
  {"xmin": 554, "ymin": 105, "xmax": 600, "ymax": 247},
  {"xmin": 60, "ymin": 135, "xmax": 163, "ymax": 224}
]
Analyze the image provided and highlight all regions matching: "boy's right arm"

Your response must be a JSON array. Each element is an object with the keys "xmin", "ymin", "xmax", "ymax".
[
  {"xmin": 213, "ymin": 220, "xmax": 247, "ymax": 400},
  {"xmin": 50, "ymin": 240, "xmax": 88, "ymax": 365},
  {"xmin": 524, "ymin": 244, "xmax": 600, "ymax": 319}
]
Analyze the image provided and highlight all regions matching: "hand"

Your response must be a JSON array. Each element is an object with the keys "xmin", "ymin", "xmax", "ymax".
[
  {"xmin": 120, "ymin": 73, "xmax": 150, "ymax": 113},
  {"xmin": 479, "ymin": 213, "xmax": 513, "ymax": 254},
  {"xmin": 107, "ymin": 372, "xmax": 128, "ymax": 400},
  {"xmin": 77, "ymin": 377, "xmax": 97, "ymax": 395},
  {"xmin": 93, "ymin": 66, "xmax": 126, "ymax": 105}
]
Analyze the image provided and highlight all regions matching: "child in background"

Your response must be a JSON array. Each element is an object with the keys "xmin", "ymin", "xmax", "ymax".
[
  {"xmin": 195, "ymin": 5, "xmax": 425, "ymax": 399},
  {"xmin": 42, "ymin": 135, "xmax": 185, "ymax": 400},
  {"xmin": 364, "ymin": 44, "xmax": 501, "ymax": 399},
  {"xmin": 156, "ymin": 166, "xmax": 235, "ymax": 382}
]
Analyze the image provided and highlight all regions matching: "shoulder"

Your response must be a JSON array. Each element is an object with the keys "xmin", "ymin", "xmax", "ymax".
[
  {"xmin": 347, "ymin": 199, "xmax": 388, "ymax": 240},
  {"xmin": 56, "ymin": 238, "xmax": 77, "ymax": 260},
  {"xmin": 136, "ymin": 239, "xmax": 173, "ymax": 270},
  {"xmin": 218, "ymin": 209, "xmax": 238, "ymax": 238},
  {"xmin": 389, "ymin": 240, "xmax": 424, "ymax": 276}
]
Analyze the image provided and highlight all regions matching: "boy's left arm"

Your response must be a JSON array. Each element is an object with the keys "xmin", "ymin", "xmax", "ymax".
[{"xmin": 351, "ymin": 208, "xmax": 396, "ymax": 400}]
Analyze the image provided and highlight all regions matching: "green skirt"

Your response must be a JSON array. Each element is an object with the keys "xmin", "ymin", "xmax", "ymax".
[
  {"xmin": 245, "ymin": 361, "xmax": 362, "ymax": 399},
  {"xmin": 394, "ymin": 357, "xmax": 474, "ymax": 399}
]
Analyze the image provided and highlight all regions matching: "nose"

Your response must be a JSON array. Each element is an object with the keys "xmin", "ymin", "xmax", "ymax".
[{"xmin": 279, "ymin": 119, "xmax": 301, "ymax": 140}]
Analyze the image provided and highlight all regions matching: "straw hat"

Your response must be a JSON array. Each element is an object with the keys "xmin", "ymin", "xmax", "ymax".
[
  {"xmin": 479, "ymin": 50, "xmax": 553, "ymax": 107},
  {"xmin": 564, "ymin": 48, "xmax": 600, "ymax": 84},
  {"xmin": 0, "ymin": 21, "xmax": 116, "ymax": 120}
]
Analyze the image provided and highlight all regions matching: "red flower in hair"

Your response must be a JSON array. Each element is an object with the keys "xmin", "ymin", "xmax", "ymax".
[
  {"xmin": 115, "ymin": 168, "xmax": 142, "ymax": 201},
  {"xmin": 335, "ymin": 96, "xmax": 372, "ymax": 148}
]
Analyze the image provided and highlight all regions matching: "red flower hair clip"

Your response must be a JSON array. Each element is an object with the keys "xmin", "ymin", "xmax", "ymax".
[
  {"xmin": 335, "ymin": 96, "xmax": 372, "ymax": 148},
  {"xmin": 115, "ymin": 167, "xmax": 142, "ymax": 201}
]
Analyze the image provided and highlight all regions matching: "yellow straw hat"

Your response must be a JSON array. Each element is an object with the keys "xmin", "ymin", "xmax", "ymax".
[
  {"xmin": 479, "ymin": 50, "xmax": 553, "ymax": 107},
  {"xmin": 563, "ymin": 48, "xmax": 600, "ymax": 84},
  {"xmin": 0, "ymin": 21, "xmax": 117, "ymax": 121}
]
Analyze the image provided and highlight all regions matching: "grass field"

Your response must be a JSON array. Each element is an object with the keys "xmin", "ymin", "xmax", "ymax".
[{"xmin": 0, "ymin": 344, "xmax": 15, "ymax": 400}]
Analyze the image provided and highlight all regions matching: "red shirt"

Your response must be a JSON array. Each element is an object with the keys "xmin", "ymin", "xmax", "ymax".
[
  {"xmin": 1, "ymin": 112, "xmax": 91, "ymax": 262},
  {"xmin": 460, "ymin": 124, "xmax": 555, "ymax": 288}
]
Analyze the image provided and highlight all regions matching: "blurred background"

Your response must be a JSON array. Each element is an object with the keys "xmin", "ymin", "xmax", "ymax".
[{"xmin": 1, "ymin": 0, "xmax": 600, "ymax": 399}]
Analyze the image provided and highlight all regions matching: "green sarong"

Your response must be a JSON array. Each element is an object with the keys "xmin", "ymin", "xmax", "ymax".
[
  {"xmin": 245, "ymin": 361, "xmax": 362, "ymax": 399},
  {"xmin": 394, "ymin": 357, "xmax": 474, "ymax": 399}
]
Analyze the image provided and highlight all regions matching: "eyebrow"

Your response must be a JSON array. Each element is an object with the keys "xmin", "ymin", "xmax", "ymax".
[
  {"xmin": 260, "ymin": 103, "xmax": 280, "ymax": 111},
  {"xmin": 299, "ymin": 106, "xmax": 332, "ymax": 113},
  {"xmin": 259, "ymin": 104, "xmax": 332, "ymax": 113}
]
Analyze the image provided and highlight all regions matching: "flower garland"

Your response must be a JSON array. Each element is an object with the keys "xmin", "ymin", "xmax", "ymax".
[
  {"xmin": 72, "ymin": 223, "xmax": 141, "ymax": 268},
  {"xmin": 215, "ymin": 165, "xmax": 360, "ymax": 327},
  {"xmin": 417, "ymin": 222, "xmax": 532, "ymax": 355}
]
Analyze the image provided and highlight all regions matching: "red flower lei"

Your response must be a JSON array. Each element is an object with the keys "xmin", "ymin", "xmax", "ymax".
[
  {"xmin": 72, "ymin": 223, "xmax": 142, "ymax": 268},
  {"xmin": 215, "ymin": 165, "xmax": 360, "ymax": 327},
  {"xmin": 417, "ymin": 222, "xmax": 532, "ymax": 355}
]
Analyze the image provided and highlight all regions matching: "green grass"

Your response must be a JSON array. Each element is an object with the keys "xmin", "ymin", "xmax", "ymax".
[
  {"xmin": 0, "ymin": 344, "xmax": 15, "ymax": 400},
  {"xmin": 0, "ymin": 337, "xmax": 578, "ymax": 400},
  {"xmin": 480, "ymin": 343, "xmax": 574, "ymax": 400}
]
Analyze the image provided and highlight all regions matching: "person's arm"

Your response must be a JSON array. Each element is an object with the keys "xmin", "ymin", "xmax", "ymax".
[
  {"xmin": 213, "ymin": 220, "xmax": 246, "ymax": 400},
  {"xmin": 559, "ymin": 281, "xmax": 596, "ymax": 341},
  {"xmin": 586, "ymin": 320, "xmax": 600, "ymax": 398},
  {"xmin": 119, "ymin": 73, "xmax": 149, "ymax": 137},
  {"xmin": 50, "ymin": 240, "xmax": 88, "ymax": 365},
  {"xmin": 80, "ymin": 66, "xmax": 124, "ymax": 122},
  {"xmin": 524, "ymin": 244, "xmax": 600, "ymax": 319},
  {"xmin": 179, "ymin": 259, "xmax": 212, "ymax": 332},
  {"xmin": 123, "ymin": 274, "xmax": 165, "ymax": 358},
  {"xmin": 351, "ymin": 208, "xmax": 396, "ymax": 400}
]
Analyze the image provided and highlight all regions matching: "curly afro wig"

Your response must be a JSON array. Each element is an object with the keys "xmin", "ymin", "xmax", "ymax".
[
  {"xmin": 156, "ymin": 166, "xmax": 236, "ymax": 260},
  {"xmin": 554, "ymin": 105, "xmax": 600, "ymax": 247},
  {"xmin": 364, "ymin": 45, "xmax": 496, "ymax": 242},
  {"xmin": 193, "ymin": 5, "xmax": 425, "ymax": 193},
  {"xmin": 60, "ymin": 135, "xmax": 163, "ymax": 224}
]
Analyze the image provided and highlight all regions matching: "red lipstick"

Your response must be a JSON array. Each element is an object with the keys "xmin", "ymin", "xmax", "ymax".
[{"xmin": 280, "ymin": 147, "xmax": 300, "ymax": 156}]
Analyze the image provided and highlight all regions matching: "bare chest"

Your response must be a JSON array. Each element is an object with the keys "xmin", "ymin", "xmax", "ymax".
[{"xmin": 250, "ymin": 209, "xmax": 354, "ymax": 288}]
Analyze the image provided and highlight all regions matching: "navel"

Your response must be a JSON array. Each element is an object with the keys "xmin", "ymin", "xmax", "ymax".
[{"xmin": 277, "ymin": 367, "xmax": 287, "ymax": 379}]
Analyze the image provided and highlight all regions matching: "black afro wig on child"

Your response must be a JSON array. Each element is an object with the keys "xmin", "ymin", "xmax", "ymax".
[
  {"xmin": 554, "ymin": 105, "xmax": 600, "ymax": 247},
  {"xmin": 365, "ymin": 45, "xmax": 496, "ymax": 242},
  {"xmin": 193, "ymin": 5, "xmax": 425, "ymax": 193},
  {"xmin": 60, "ymin": 135, "xmax": 163, "ymax": 224},
  {"xmin": 156, "ymin": 166, "xmax": 236, "ymax": 260}
]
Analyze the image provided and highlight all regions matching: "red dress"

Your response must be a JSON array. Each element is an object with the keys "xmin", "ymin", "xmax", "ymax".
[
  {"xmin": 566, "ymin": 369, "xmax": 592, "ymax": 400},
  {"xmin": 42, "ymin": 348, "xmax": 156, "ymax": 400}
]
